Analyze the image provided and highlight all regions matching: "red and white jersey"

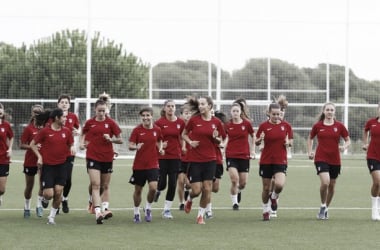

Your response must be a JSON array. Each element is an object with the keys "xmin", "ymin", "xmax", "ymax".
[
  {"xmin": 21, "ymin": 123, "xmax": 39, "ymax": 167},
  {"xmin": 82, "ymin": 116, "xmax": 121, "ymax": 162},
  {"xmin": 129, "ymin": 124, "xmax": 162, "ymax": 170},
  {"xmin": 155, "ymin": 116, "xmax": 185, "ymax": 159},
  {"xmin": 0, "ymin": 120, "xmax": 13, "ymax": 164},
  {"xmin": 364, "ymin": 118, "xmax": 380, "ymax": 161},
  {"xmin": 225, "ymin": 118, "xmax": 254, "ymax": 159},
  {"xmin": 185, "ymin": 115, "xmax": 226, "ymax": 162},
  {"xmin": 256, "ymin": 120, "xmax": 292, "ymax": 165},
  {"xmin": 33, "ymin": 126, "xmax": 73, "ymax": 165},
  {"xmin": 309, "ymin": 120, "xmax": 349, "ymax": 165}
]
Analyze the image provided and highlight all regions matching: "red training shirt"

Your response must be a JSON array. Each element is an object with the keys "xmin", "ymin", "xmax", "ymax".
[
  {"xmin": 364, "ymin": 118, "xmax": 380, "ymax": 161},
  {"xmin": 225, "ymin": 118, "xmax": 254, "ymax": 159},
  {"xmin": 309, "ymin": 120, "xmax": 349, "ymax": 165},
  {"xmin": 129, "ymin": 124, "xmax": 162, "ymax": 170},
  {"xmin": 155, "ymin": 116, "xmax": 185, "ymax": 159},
  {"xmin": 0, "ymin": 120, "xmax": 14, "ymax": 164},
  {"xmin": 21, "ymin": 123, "xmax": 39, "ymax": 167}
]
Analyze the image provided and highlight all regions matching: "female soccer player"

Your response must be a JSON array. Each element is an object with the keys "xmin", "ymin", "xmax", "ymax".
[
  {"xmin": 225, "ymin": 102, "xmax": 255, "ymax": 211},
  {"xmin": 57, "ymin": 94, "xmax": 80, "ymax": 213},
  {"xmin": 129, "ymin": 107, "xmax": 163, "ymax": 223},
  {"xmin": 0, "ymin": 103, "xmax": 14, "ymax": 207},
  {"xmin": 255, "ymin": 103, "xmax": 293, "ymax": 221},
  {"xmin": 362, "ymin": 103, "xmax": 380, "ymax": 220},
  {"xmin": 307, "ymin": 102, "xmax": 350, "ymax": 220},
  {"xmin": 182, "ymin": 96, "xmax": 226, "ymax": 224},
  {"xmin": 154, "ymin": 100, "xmax": 185, "ymax": 219},
  {"xmin": 20, "ymin": 104, "xmax": 44, "ymax": 218},
  {"xmin": 80, "ymin": 99, "xmax": 122, "ymax": 224},
  {"xmin": 177, "ymin": 105, "xmax": 192, "ymax": 210},
  {"xmin": 30, "ymin": 108, "xmax": 75, "ymax": 225}
]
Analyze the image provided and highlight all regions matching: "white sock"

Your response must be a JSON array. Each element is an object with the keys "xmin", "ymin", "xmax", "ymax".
[
  {"xmin": 145, "ymin": 202, "xmax": 152, "ymax": 210},
  {"xmin": 262, "ymin": 202, "xmax": 271, "ymax": 213},
  {"xmin": 134, "ymin": 207, "xmax": 140, "ymax": 215},
  {"xmin": 371, "ymin": 196, "xmax": 378, "ymax": 209},
  {"xmin": 102, "ymin": 201, "xmax": 109, "ymax": 212},
  {"xmin": 37, "ymin": 196, "xmax": 43, "ymax": 207},
  {"xmin": 25, "ymin": 199, "xmax": 31, "ymax": 210},
  {"xmin": 94, "ymin": 206, "xmax": 101, "ymax": 215},
  {"xmin": 164, "ymin": 200, "xmax": 173, "ymax": 211},
  {"xmin": 62, "ymin": 196, "xmax": 68, "ymax": 202},
  {"xmin": 49, "ymin": 208, "xmax": 58, "ymax": 218},
  {"xmin": 271, "ymin": 192, "xmax": 279, "ymax": 199},
  {"xmin": 231, "ymin": 194, "xmax": 238, "ymax": 205},
  {"xmin": 206, "ymin": 203, "xmax": 212, "ymax": 212},
  {"xmin": 198, "ymin": 207, "xmax": 205, "ymax": 217}
]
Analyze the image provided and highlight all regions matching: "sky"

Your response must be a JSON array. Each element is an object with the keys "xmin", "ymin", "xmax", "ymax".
[{"xmin": 1, "ymin": 0, "xmax": 380, "ymax": 81}]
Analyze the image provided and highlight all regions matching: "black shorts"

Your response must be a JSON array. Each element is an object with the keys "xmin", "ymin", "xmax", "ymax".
[
  {"xmin": 179, "ymin": 161, "xmax": 190, "ymax": 174},
  {"xmin": 159, "ymin": 159, "xmax": 180, "ymax": 176},
  {"xmin": 87, "ymin": 159, "xmax": 113, "ymax": 174},
  {"xmin": 214, "ymin": 164, "xmax": 224, "ymax": 179},
  {"xmin": 41, "ymin": 163, "xmax": 67, "ymax": 189},
  {"xmin": 226, "ymin": 158, "xmax": 250, "ymax": 173},
  {"xmin": 367, "ymin": 159, "xmax": 380, "ymax": 173},
  {"xmin": 188, "ymin": 161, "xmax": 216, "ymax": 183},
  {"xmin": 259, "ymin": 164, "xmax": 287, "ymax": 179},
  {"xmin": 129, "ymin": 169, "xmax": 159, "ymax": 187},
  {"xmin": 23, "ymin": 166, "xmax": 38, "ymax": 176},
  {"xmin": 315, "ymin": 162, "xmax": 341, "ymax": 179},
  {"xmin": 0, "ymin": 164, "xmax": 9, "ymax": 177}
]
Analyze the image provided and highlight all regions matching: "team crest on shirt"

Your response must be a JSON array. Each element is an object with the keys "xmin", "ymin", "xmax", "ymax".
[
  {"xmin": 333, "ymin": 127, "xmax": 338, "ymax": 132},
  {"xmin": 177, "ymin": 124, "xmax": 181, "ymax": 129},
  {"xmin": 1, "ymin": 128, "xmax": 4, "ymax": 133},
  {"xmin": 105, "ymin": 124, "xmax": 109, "ymax": 128},
  {"xmin": 281, "ymin": 126, "xmax": 285, "ymax": 131},
  {"xmin": 68, "ymin": 118, "xmax": 72, "ymax": 124},
  {"xmin": 241, "ymin": 125, "xmax": 246, "ymax": 130},
  {"xmin": 153, "ymin": 131, "xmax": 157, "ymax": 137},
  {"xmin": 62, "ymin": 133, "xmax": 66, "ymax": 138},
  {"xmin": 211, "ymin": 124, "xmax": 216, "ymax": 129}
]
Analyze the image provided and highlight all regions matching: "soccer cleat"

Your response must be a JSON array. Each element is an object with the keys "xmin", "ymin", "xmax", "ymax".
[
  {"xmin": 270, "ymin": 210, "xmax": 278, "ymax": 218},
  {"xmin": 153, "ymin": 190, "xmax": 161, "ymax": 202},
  {"xmin": 56, "ymin": 208, "xmax": 60, "ymax": 215},
  {"xmin": 237, "ymin": 191, "xmax": 241, "ymax": 203},
  {"xmin": 317, "ymin": 206, "xmax": 327, "ymax": 220},
  {"xmin": 145, "ymin": 209, "xmax": 152, "ymax": 222},
  {"xmin": 134, "ymin": 214, "xmax": 141, "ymax": 223},
  {"xmin": 232, "ymin": 203, "xmax": 239, "ymax": 211},
  {"xmin": 324, "ymin": 209, "xmax": 329, "ymax": 220},
  {"xmin": 162, "ymin": 210, "xmax": 174, "ymax": 219},
  {"xmin": 62, "ymin": 200, "xmax": 69, "ymax": 213},
  {"xmin": 196, "ymin": 215, "xmax": 205, "ymax": 224},
  {"xmin": 47, "ymin": 216, "xmax": 56, "ymax": 225},
  {"xmin": 263, "ymin": 211, "xmax": 270, "ymax": 221},
  {"xmin": 179, "ymin": 203, "xmax": 185, "ymax": 211},
  {"xmin": 103, "ymin": 209, "xmax": 113, "ymax": 220},
  {"xmin": 24, "ymin": 209, "xmax": 31, "ymax": 218},
  {"xmin": 36, "ymin": 207, "xmax": 43, "ymax": 217},
  {"xmin": 184, "ymin": 200, "xmax": 192, "ymax": 214},
  {"xmin": 96, "ymin": 213, "xmax": 104, "ymax": 224},
  {"xmin": 87, "ymin": 201, "xmax": 95, "ymax": 214},
  {"xmin": 205, "ymin": 211, "xmax": 213, "ymax": 219},
  {"xmin": 41, "ymin": 198, "xmax": 49, "ymax": 209},
  {"xmin": 270, "ymin": 197, "xmax": 278, "ymax": 212}
]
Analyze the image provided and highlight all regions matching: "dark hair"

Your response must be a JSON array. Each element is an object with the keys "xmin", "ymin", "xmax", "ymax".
[
  {"xmin": 29, "ymin": 104, "xmax": 44, "ymax": 124},
  {"xmin": 95, "ymin": 99, "xmax": 107, "ymax": 108},
  {"xmin": 35, "ymin": 109, "xmax": 52, "ymax": 127},
  {"xmin": 50, "ymin": 108, "xmax": 64, "ymax": 120},
  {"xmin": 58, "ymin": 94, "xmax": 71, "ymax": 103},
  {"xmin": 139, "ymin": 107, "xmax": 153, "ymax": 116},
  {"xmin": 214, "ymin": 110, "xmax": 227, "ymax": 124},
  {"xmin": 233, "ymin": 98, "xmax": 250, "ymax": 119},
  {"xmin": 185, "ymin": 95, "xmax": 213, "ymax": 116}
]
